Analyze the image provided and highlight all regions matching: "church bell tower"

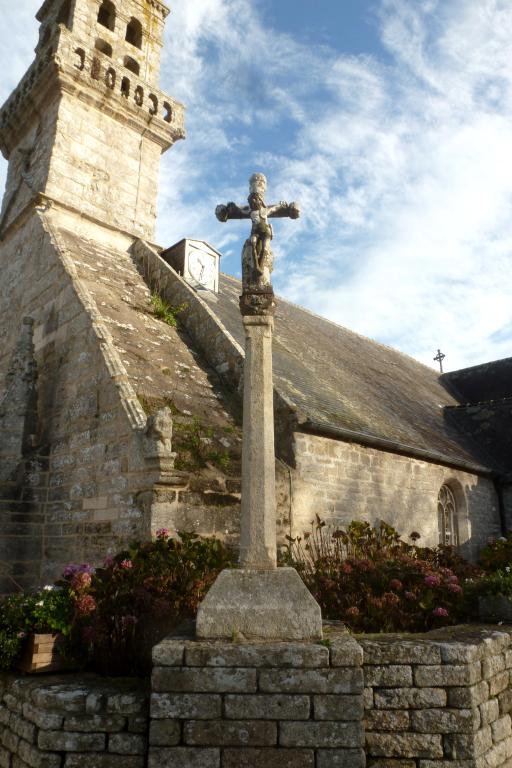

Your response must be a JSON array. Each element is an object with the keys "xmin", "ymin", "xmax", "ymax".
[{"xmin": 0, "ymin": 0, "xmax": 185, "ymax": 240}]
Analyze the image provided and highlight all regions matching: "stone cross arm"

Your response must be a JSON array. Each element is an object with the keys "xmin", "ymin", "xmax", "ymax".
[{"xmin": 215, "ymin": 200, "xmax": 300, "ymax": 222}]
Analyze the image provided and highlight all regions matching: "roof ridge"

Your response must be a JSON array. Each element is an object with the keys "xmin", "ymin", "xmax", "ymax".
[{"xmin": 220, "ymin": 271, "xmax": 441, "ymax": 379}]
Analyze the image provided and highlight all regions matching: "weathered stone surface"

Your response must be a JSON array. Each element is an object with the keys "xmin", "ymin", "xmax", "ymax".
[
  {"xmin": 411, "ymin": 708, "xmax": 480, "ymax": 733},
  {"xmin": 224, "ymin": 694, "xmax": 310, "ymax": 720},
  {"xmin": 374, "ymin": 688, "xmax": 447, "ymax": 710},
  {"xmin": 151, "ymin": 693, "xmax": 221, "ymax": 720},
  {"xmin": 65, "ymin": 757, "xmax": 144, "ymax": 768},
  {"xmin": 185, "ymin": 641, "xmax": 328, "ymax": 668},
  {"xmin": 106, "ymin": 693, "xmax": 146, "ymax": 716},
  {"xmin": 480, "ymin": 698, "xmax": 500, "ymax": 725},
  {"xmin": 314, "ymin": 694, "xmax": 363, "ymax": 721},
  {"xmin": 365, "ymin": 709, "xmax": 410, "ymax": 732},
  {"xmin": 22, "ymin": 702, "xmax": 63, "ymax": 730},
  {"xmin": 444, "ymin": 726, "xmax": 493, "ymax": 759},
  {"xmin": 366, "ymin": 761, "xmax": 416, "ymax": 768},
  {"xmin": 149, "ymin": 720, "xmax": 181, "ymax": 746},
  {"xmin": 196, "ymin": 568, "xmax": 322, "ymax": 641},
  {"xmin": 447, "ymin": 681, "xmax": 489, "ymax": 709},
  {"xmin": 8, "ymin": 712, "xmax": 36, "ymax": 743},
  {"xmin": 279, "ymin": 721, "xmax": 363, "ymax": 749},
  {"xmin": 259, "ymin": 668, "xmax": 363, "ymax": 694},
  {"xmin": 222, "ymin": 748, "xmax": 314, "ymax": 768},
  {"xmin": 365, "ymin": 666, "xmax": 413, "ymax": 688},
  {"xmin": 18, "ymin": 738, "xmax": 62, "ymax": 768},
  {"xmin": 499, "ymin": 689, "xmax": 512, "ymax": 716},
  {"xmin": 492, "ymin": 715, "xmax": 512, "ymax": 743},
  {"xmin": 483, "ymin": 654, "xmax": 506, "ymax": 680},
  {"xmin": 64, "ymin": 715, "xmax": 125, "ymax": 732},
  {"xmin": 316, "ymin": 750, "xmax": 365, "ymax": 768},
  {"xmin": 360, "ymin": 638, "xmax": 441, "ymax": 665},
  {"xmin": 489, "ymin": 671, "xmax": 510, "ymax": 697},
  {"xmin": 330, "ymin": 636, "xmax": 363, "ymax": 667},
  {"xmin": 152, "ymin": 667, "xmax": 256, "ymax": 694},
  {"xmin": 38, "ymin": 730, "xmax": 105, "ymax": 752},
  {"xmin": 184, "ymin": 720, "xmax": 277, "ymax": 747},
  {"xmin": 31, "ymin": 686, "xmax": 88, "ymax": 713},
  {"xmin": 414, "ymin": 663, "xmax": 482, "ymax": 687},
  {"xmin": 152, "ymin": 639, "xmax": 185, "ymax": 667},
  {"xmin": 108, "ymin": 733, "xmax": 145, "ymax": 755},
  {"xmin": 366, "ymin": 733, "xmax": 443, "ymax": 759},
  {"xmin": 148, "ymin": 748, "xmax": 220, "ymax": 768}
]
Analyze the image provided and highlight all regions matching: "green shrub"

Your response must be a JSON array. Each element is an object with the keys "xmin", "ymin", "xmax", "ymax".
[
  {"xmin": 150, "ymin": 295, "xmax": 188, "ymax": 326},
  {"xmin": 284, "ymin": 517, "xmax": 469, "ymax": 633},
  {"xmin": 64, "ymin": 531, "xmax": 233, "ymax": 676},
  {"xmin": 478, "ymin": 534, "xmax": 512, "ymax": 573}
]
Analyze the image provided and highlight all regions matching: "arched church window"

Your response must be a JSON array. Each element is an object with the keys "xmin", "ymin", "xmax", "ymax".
[
  {"xmin": 95, "ymin": 38, "xmax": 113, "ymax": 57},
  {"xmin": 97, "ymin": 0, "xmax": 115, "ymax": 31},
  {"xmin": 123, "ymin": 56, "xmax": 140, "ymax": 75},
  {"xmin": 56, "ymin": 0, "xmax": 71, "ymax": 28},
  {"xmin": 438, "ymin": 484, "xmax": 459, "ymax": 547},
  {"xmin": 125, "ymin": 18, "xmax": 142, "ymax": 49}
]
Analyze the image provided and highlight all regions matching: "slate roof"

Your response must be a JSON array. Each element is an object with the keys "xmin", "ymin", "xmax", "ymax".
[{"xmin": 210, "ymin": 274, "xmax": 500, "ymax": 474}]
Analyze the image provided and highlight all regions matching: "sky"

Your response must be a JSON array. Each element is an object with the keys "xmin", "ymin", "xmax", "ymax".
[{"xmin": 0, "ymin": 0, "xmax": 512, "ymax": 372}]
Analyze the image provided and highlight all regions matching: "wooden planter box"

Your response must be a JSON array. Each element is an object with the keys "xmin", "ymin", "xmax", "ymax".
[
  {"xmin": 18, "ymin": 633, "xmax": 65, "ymax": 674},
  {"xmin": 479, "ymin": 595, "xmax": 512, "ymax": 623}
]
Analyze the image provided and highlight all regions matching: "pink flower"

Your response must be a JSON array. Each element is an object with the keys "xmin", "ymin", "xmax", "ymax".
[
  {"xmin": 120, "ymin": 559, "xmax": 133, "ymax": 569},
  {"xmin": 345, "ymin": 606, "xmax": 360, "ymax": 617},
  {"xmin": 447, "ymin": 573, "xmax": 459, "ymax": 584},
  {"xmin": 342, "ymin": 563, "xmax": 353, "ymax": 575},
  {"xmin": 389, "ymin": 579, "xmax": 403, "ymax": 591},
  {"xmin": 432, "ymin": 607, "xmax": 449, "ymax": 618},
  {"xmin": 103, "ymin": 555, "xmax": 114, "ymax": 568},
  {"xmin": 448, "ymin": 583, "xmax": 463, "ymax": 594},
  {"xmin": 76, "ymin": 595, "xmax": 97, "ymax": 616},
  {"xmin": 71, "ymin": 571, "xmax": 92, "ymax": 591},
  {"xmin": 424, "ymin": 575, "xmax": 441, "ymax": 588},
  {"xmin": 404, "ymin": 591, "xmax": 416, "ymax": 600},
  {"xmin": 156, "ymin": 528, "xmax": 170, "ymax": 539}
]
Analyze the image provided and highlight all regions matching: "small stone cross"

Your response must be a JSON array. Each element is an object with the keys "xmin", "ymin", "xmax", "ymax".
[{"xmin": 434, "ymin": 349, "xmax": 446, "ymax": 373}]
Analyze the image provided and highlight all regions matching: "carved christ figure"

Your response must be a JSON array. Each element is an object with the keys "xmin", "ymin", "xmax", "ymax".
[{"xmin": 215, "ymin": 173, "xmax": 300, "ymax": 290}]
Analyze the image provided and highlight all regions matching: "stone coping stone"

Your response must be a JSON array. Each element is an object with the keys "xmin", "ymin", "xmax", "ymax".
[{"xmin": 153, "ymin": 622, "xmax": 361, "ymax": 669}]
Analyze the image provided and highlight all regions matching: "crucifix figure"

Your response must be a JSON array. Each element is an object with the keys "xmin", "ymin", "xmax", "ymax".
[
  {"xmin": 215, "ymin": 173, "xmax": 300, "ymax": 314},
  {"xmin": 434, "ymin": 349, "xmax": 446, "ymax": 374}
]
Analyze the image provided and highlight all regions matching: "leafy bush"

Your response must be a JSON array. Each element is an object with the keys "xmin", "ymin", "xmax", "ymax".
[
  {"xmin": 0, "ymin": 588, "xmax": 75, "ymax": 670},
  {"xmin": 64, "ymin": 531, "xmax": 233, "ymax": 675},
  {"xmin": 284, "ymin": 517, "xmax": 468, "ymax": 633},
  {"xmin": 150, "ymin": 295, "xmax": 188, "ymax": 326},
  {"xmin": 478, "ymin": 534, "xmax": 512, "ymax": 573}
]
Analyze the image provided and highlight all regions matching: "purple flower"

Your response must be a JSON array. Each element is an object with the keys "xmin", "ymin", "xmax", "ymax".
[
  {"xmin": 433, "ymin": 607, "xmax": 449, "ymax": 618},
  {"xmin": 121, "ymin": 615, "xmax": 138, "ymax": 628},
  {"xmin": 424, "ymin": 575, "xmax": 441, "ymax": 588},
  {"xmin": 156, "ymin": 528, "xmax": 170, "ymax": 539},
  {"xmin": 63, "ymin": 563, "xmax": 95, "ymax": 578},
  {"xmin": 103, "ymin": 555, "xmax": 114, "ymax": 568},
  {"xmin": 448, "ymin": 583, "xmax": 462, "ymax": 594}
]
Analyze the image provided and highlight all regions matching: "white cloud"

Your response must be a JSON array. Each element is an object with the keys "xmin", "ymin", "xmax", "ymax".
[{"xmin": 0, "ymin": 0, "xmax": 511, "ymax": 372}]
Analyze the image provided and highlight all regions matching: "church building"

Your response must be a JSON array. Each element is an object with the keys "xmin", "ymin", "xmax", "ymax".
[{"xmin": 0, "ymin": 0, "xmax": 510, "ymax": 591}]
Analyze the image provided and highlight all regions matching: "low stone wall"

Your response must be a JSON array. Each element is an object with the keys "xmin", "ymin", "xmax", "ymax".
[
  {"xmin": 361, "ymin": 626, "xmax": 512, "ymax": 767},
  {"xmin": 149, "ymin": 628, "xmax": 365, "ymax": 768},
  {"xmin": 0, "ymin": 673, "xmax": 149, "ymax": 768},
  {"xmin": 2, "ymin": 626, "xmax": 512, "ymax": 767}
]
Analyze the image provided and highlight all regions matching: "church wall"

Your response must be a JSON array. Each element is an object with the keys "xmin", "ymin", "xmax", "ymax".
[
  {"xmin": 0, "ymin": 210, "xmax": 154, "ymax": 589},
  {"xmin": 45, "ymin": 92, "xmax": 162, "ymax": 238},
  {"xmin": 289, "ymin": 432, "xmax": 501, "ymax": 559}
]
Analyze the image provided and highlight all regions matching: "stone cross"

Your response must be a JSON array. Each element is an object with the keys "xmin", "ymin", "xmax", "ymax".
[
  {"xmin": 196, "ymin": 174, "xmax": 322, "ymax": 641},
  {"xmin": 434, "ymin": 349, "xmax": 446, "ymax": 374}
]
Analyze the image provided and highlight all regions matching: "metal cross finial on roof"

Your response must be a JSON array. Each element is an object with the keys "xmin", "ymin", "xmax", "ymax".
[{"xmin": 434, "ymin": 349, "xmax": 446, "ymax": 373}]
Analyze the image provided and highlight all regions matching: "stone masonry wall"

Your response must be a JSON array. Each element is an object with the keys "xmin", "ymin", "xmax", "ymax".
[
  {"xmin": 0, "ymin": 673, "xmax": 148, "ymax": 768},
  {"xmin": 292, "ymin": 433, "xmax": 501, "ymax": 558},
  {"xmin": 149, "ymin": 629, "xmax": 365, "ymax": 768},
  {"xmin": 362, "ymin": 626, "xmax": 512, "ymax": 767}
]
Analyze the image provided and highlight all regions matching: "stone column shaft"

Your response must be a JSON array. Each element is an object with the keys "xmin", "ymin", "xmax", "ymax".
[{"xmin": 240, "ymin": 315, "xmax": 276, "ymax": 569}]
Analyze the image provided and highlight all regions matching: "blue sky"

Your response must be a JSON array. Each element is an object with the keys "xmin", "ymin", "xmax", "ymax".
[{"xmin": 1, "ymin": 0, "xmax": 512, "ymax": 372}]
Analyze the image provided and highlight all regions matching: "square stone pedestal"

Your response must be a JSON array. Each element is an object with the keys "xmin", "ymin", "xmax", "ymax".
[{"xmin": 149, "ymin": 625, "xmax": 365, "ymax": 768}]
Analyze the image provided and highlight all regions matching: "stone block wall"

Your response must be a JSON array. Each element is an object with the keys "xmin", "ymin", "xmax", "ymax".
[
  {"xmin": 0, "ymin": 673, "xmax": 149, "ymax": 768},
  {"xmin": 292, "ymin": 433, "xmax": 501, "ymax": 558},
  {"xmin": 149, "ymin": 630, "xmax": 365, "ymax": 768},
  {"xmin": 361, "ymin": 627, "xmax": 512, "ymax": 767}
]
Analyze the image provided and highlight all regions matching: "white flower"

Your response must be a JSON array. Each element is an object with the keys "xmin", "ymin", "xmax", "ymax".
[
  {"xmin": 43, "ymin": 585, "xmax": 55, "ymax": 591},
  {"xmin": 36, "ymin": 601, "xmax": 44, "ymax": 606},
  {"xmin": 506, "ymin": 567, "xmax": 511, "ymax": 573}
]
